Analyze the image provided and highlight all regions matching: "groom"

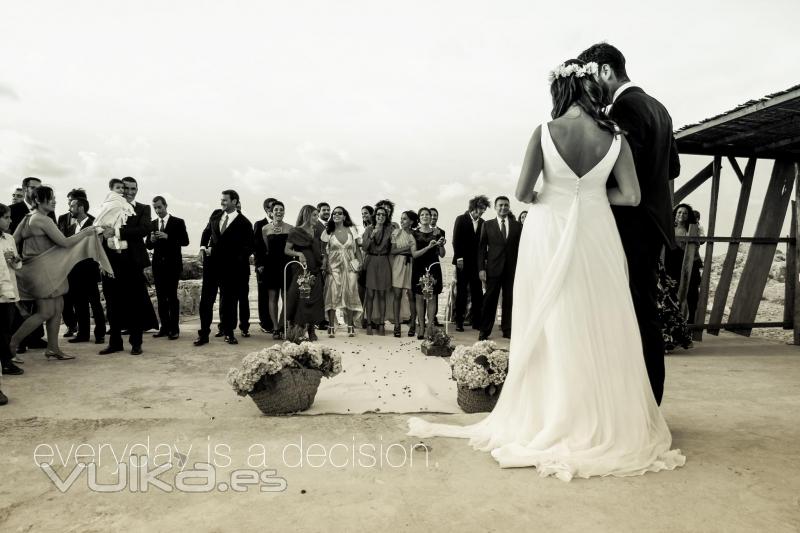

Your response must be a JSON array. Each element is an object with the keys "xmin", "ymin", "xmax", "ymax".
[{"xmin": 578, "ymin": 43, "xmax": 681, "ymax": 405}]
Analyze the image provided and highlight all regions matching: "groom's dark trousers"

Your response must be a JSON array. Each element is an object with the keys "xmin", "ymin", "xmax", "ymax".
[{"xmin": 609, "ymin": 85, "xmax": 681, "ymax": 406}]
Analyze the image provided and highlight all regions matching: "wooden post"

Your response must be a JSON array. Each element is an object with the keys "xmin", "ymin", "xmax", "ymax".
[
  {"xmin": 794, "ymin": 177, "xmax": 800, "ymax": 345},
  {"xmin": 708, "ymin": 157, "xmax": 755, "ymax": 335},
  {"xmin": 728, "ymin": 160, "xmax": 798, "ymax": 336},
  {"xmin": 693, "ymin": 156, "xmax": 722, "ymax": 341},
  {"xmin": 677, "ymin": 225, "xmax": 699, "ymax": 318},
  {"xmin": 786, "ymin": 200, "xmax": 796, "ymax": 330},
  {"xmin": 674, "ymin": 162, "xmax": 714, "ymax": 204}
]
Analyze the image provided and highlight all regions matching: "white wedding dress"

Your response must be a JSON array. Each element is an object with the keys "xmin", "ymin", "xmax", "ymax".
[{"xmin": 408, "ymin": 123, "xmax": 685, "ymax": 481}]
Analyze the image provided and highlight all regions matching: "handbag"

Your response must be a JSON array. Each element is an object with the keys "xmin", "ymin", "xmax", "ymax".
[{"xmin": 349, "ymin": 257, "xmax": 361, "ymax": 272}]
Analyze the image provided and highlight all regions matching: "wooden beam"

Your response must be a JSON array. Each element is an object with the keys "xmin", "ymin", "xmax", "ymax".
[
  {"xmin": 728, "ymin": 159, "xmax": 799, "ymax": 336},
  {"xmin": 676, "ymin": 88, "xmax": 800, "ymax": 140},
  {"xmin": 755, "ymin": 134, "xmax": 800, "ymax": 154},
  {"xmin": 727, "ymin": 157, "xmax": 745, "ymax": 182},
  {"xmin": 794, "ymin": 178, "xmax": 800, "ymax": 344},
  {"xmin": 677, "ymin": 224, "xmax": 699, "ymax": 319},
  {"xmin": 674, "ymin": 162, "xmax": 714, "ymax": 204},
  {"xmin": 693, "ymin": 156, "xmax": 722, "ymax": 341},
  {"xmin": 675, "ymin": 236, "xmax": 793, "ymax": 244},
  {"xmin": 708, "ymin": 158, "xmax": 755, "ymax": 335},
  {"xmin": 785, "ymin": 200, "xmax": 796, "ymax": 330},
  {"xmin": 702, "ymin": 115, "xmax": 800, "ymax": 148},
  {"xmin": 690, "ymin": 321, "xmax": 791, "ymax": 330}
]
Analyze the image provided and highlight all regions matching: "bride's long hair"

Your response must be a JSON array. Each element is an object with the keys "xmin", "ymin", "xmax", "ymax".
[{"xmin": 550, "ymin": 59, "xmax": 620, "ymax": 135}]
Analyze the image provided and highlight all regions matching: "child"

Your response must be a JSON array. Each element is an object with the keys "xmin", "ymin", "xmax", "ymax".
[
  {"xmin": 93, "ymin": 178, "xmax": 135, "ymax": 251},
  {"xmin": 0, "ymin": 203, "xmax": 23, "ymax": 405}
]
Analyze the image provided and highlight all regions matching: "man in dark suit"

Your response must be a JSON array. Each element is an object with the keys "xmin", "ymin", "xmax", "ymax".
[
  {"xmin": 64, "ymin": 197, "xmax": 106, "ymax": 344},
  {"xmin": 579, "ymin": 43, "xmax": 681, "ymax": 405},
  {"xmin": 9, "ymin": 177, "xmax": 54, "ymax": 353},
  {"xmin": 314, "ymin": 201, "xmax": 331, "ymax": 330},
  {"xmin": 58, "ymin": 188, "xmax": 88, "ymax": 338},
  {"xmin": 100, "ymin": 177, "xmax": 159, "ymax": 355},
  {"xmin": 253, "ymin": 198, "xmax": 277, "ymax": 333},
  {"xmin": 452, "ymin": 195, "xmax": 490, "ymax": 332},
  {"xmin": 477, "ymin": 196, "xmax": 522, "ymax": 340},
  {"xmin": 146, "ymin": 196, "xmax": 189, "ymax": 340},
  {"xmin": 194, "ymin": 190, "xmax": 253, "ymax": 346}
]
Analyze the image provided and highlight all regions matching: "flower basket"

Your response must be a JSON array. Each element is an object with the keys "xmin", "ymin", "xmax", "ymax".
[
  {"xmin": 449, "ymin": 340, "xmax": 508, "ymax": 413},
  {"xmin": 421, "ymin": 344, "xmax": 453, "ymax": 357},
  {"xmin": 420, "ymin": 326, "xmax": 455, "ymax": 356},
  {"xmin": 457, "ymin": 383, "xmax": 503, "ymax": 413},
  {"xmin": 228, "ymin": 341, "xmax": 342, "ymax": 415},
  {"xmin": 417, "ymin": 272, "xmax": 436, "ymax": 301},
  {"xmin": 297, "ymin": 271, "xmax": 316, "ymax": 299},
  {"xmin": 249, "ymin": 368, "xmax": 323, "ymax": 415}
]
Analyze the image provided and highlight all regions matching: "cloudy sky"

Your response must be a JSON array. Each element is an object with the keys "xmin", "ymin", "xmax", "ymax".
[{"xmin": 1, "ymin": 0, "xmax": 797, "ymax": 251}]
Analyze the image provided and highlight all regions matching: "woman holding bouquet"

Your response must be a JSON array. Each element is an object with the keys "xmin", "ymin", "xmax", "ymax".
[
  {"xmin": 321, "ymin": 206, "xmax": 363, "ymax": 337},
  {"xmin": 411, "ymin": 207, "xmax": 445, "ymax": 340},
  {"xmin": 285, "ymin": 205, "xmax": 325, "ymax": 341}
]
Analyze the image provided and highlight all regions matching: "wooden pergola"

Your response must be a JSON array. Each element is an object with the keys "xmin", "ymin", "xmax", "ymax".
[{"xmin": 673, "ymin": 84, "xmax": 800, "ymax": 343}]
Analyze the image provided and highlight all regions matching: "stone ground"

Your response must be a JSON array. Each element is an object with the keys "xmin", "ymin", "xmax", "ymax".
[{"xmin": 0, "ymin": 321, "xmax": 799, "ymax": 533}]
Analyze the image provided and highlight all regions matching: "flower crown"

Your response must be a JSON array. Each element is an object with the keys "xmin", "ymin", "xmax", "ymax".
[{"xmin": 548, "ymin": 62, "xmax": 598, "ymax": 83}]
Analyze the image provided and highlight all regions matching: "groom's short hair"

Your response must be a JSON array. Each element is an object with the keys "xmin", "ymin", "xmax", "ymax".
[
  {"xmin": 495, "ymin": 195, "xmax": 510, "ymax": 206},
  {"xmin": 74, "ymin": 198, "xmax": 89, "ymax": 213},
  {"xmin": 578, "ymin": 43, "xmax": 628, "ymax": 79}
]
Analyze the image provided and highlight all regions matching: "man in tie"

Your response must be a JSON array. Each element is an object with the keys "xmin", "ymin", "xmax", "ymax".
[
  {"xmin": 194, "ymin": 190, "xmax": 253, "ymax": 346},
  {"xmin": 100, "ymin": 176, "xmax": 159, "ymax": 355},
  {"xmin": 64, "ymin": 197, "xmax": 107, "ymax": 344},
  {"xmin": 147, "ymin": 196, "xmax": 189, "ymax": 340},
  {"xmin": 452, "ymin": 195, "xmax": 490, "ymax": 332},
  {"xmin": 58, "ymin": 188, "xmax": 88, "ymax": 339},
  {"xmin": 477, "ymin": 196, "xmax": 522, "ymax": 340},
  {"xmin": 11, "ymin": 188, "xmax": 24, "ymax": 205}
]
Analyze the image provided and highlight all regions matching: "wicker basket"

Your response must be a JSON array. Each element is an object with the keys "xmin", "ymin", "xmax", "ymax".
[
  {"xmin": 249, "ymin": 368, "xmax": 323, "ymax": 415},
  {"xmin": 456, "ymin": 383, "xmax": 502, "ymax": 413},
  {"xmin": 421, "ymin": 344, "xmax": 453, "ymax": 357}
]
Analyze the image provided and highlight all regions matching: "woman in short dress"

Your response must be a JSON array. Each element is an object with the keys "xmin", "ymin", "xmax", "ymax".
[
  {"xmin": 361, "ymin": 205, "xmax": 392, "ymax": 335},
  {"xmin": 322, "ymin": 206, "xmax": 363, "ymax": 337},
  {"xmin": 411, "ymin": 207, "xmax": 445, "ymax": 339},
  {"xmin": 284, "ymin": 205, "xmax": 325, "ymax": 341},
  {"xmin": 11, "ymin": 186, "xmax": 111, "ymax": 359},
  {"xmin": 262, "ymin": 200, "xmax": 292, "ymax": 340},
  {"xmin": 390, "ymin": 210, "xmax": 418, "ymax": 337}
]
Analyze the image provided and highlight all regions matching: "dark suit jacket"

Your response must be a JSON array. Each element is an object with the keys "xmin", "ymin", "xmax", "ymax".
[
  {"xmin": 452, "ymin": 212, "xmax": 484, "ymax": 270},
  {"xmin": 66, "ymin": 215, "xmax": 100, "ymax": 283},
  {"xmin": 10, "ymin": 202, "xmax": 55, "ymax": 233},
  {"xmin": 146, "ymin": 215, "xmax": 189, "ymax": 277},
  {"xmin": 478, "ymin": 217, "xmax": 521, "ymax": 278},
  {"xmin": 115, "ymin": 202, "xmax": 152, "ymax": 271},
  {"xmin": 57, "ymin": 212, "xmax": 72, "ymax": 235},
  {"xmin": 253, "ymin": 217, "xmax": 269, "ymax": 270},
  {"xmin": 202, "ymin": 210, "xmax": 253, "ymax": 274},
  {"xmin": 609, "ymin": 86, "xmax": 681, "ymax": 248}
]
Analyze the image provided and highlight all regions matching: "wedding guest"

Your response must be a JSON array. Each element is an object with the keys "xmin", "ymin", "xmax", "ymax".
[
  {"xmin": 0, "ymin": 204, "xmax": 23, "ymax": 377},
  {"xmin": 9, "ymin": 177, "xmax": 54, "ymax": 353},
  {"xmin": 146, "ymin": 196, "xmax": 189, "ymax": 340},
  {"xmin": 12, "ymin": 186, "xmax": 110, "ymax": 359},
  {"xmin": 316, "ymin": 202, "xmax": 331, "ymax": 235},
  {"xmin": 390, "ymin": 210, "xmax": 417, "ymax": 337},
  {"xmin": 65, "ymin": 197, "xmax": 107, "ymax": 344},
  {"xmin": 204, "ymin": 190, "xmax": 252, "ymax": 345},
  {"xmin": 377, "ymin": 199, "xmax": 400, "ymax": 231},
  {"xmin": 100, "ymin": 177, "xmax": 158, "ymax": 356},
  {"xmin": 452, "ymin": 195, "xmax": 489, "ymax": 332},
  {"xmin": 358, "ymin": 205, "xmax": 375, "ymax": 327},
  {"xmin": 285, "ymin": 205, "xmax": 325, "ymax": 341},
  {"xmin": 477, "ymin": 196, "xmax": 521, "ymax": 340},
  {"xmin": 411, "ymin": 207, "xmax": 445, "ymax": 339},
  {"xmin": 10, "ymin": 177, "xmax": 55, "ymax": 233},
  {"xmin": 321, "ymin": 207, "xmax": 362, "ymax": 337},
  {"xmin": 665, "ymin": 203, "xmax": 703, "ymax": 323},
  {"xmin": 58, "ymin": 188, "xmax": 88, "ymax": 339},
  {"xmin": 194, "ymin": 205, "xmax": 223, "ymax": 346},
  {"xmin": 253, "ymin": 198, "xmax": 277, "ymax": 333},
  {"xmin": 263, "ymin": 201, "xmax": 291, "ymax": 339},
  {"xmin": 11, "ymin": 188, "xmax": 23, "ymax": 205},
  {"xmin": 430, "ymin": 207, "xmax": 439, "ymax": 229},
  {"xmin": 693, "ymin": 210, "xmax": 705, "ymax": 236},
  {"xmin": 362, "ymin": 205, "xmax": 393, "ymax": 335},
  {"xmin": 519, "ymin": 210, "xmax": 528, "ymax": 225}
]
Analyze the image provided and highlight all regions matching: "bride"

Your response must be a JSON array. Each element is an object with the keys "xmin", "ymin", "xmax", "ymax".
[{"xmin": 408, "ymin": 59, "xmax": 685, "ymax": 481}]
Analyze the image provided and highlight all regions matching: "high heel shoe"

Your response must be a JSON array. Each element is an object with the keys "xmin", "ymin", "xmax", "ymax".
[
  {"xmin": 393, "ymin": 325, "xmax": 401, "ymax": 338},
  {"xmin": 328, "ymin": 326, "xmax": 335, "ymax": 338},
  {"xmin": 366, "ymin": 323, "xmax": 373, "ymax": 335},
  {"xmin": 45, "ymin": 350, "xmax": 75, "ymax": 360},
  {"xmin": 347, "ymin": 325, "xmax": 356, "ymax": 337},
  {"xmin": 407, "ymin": 325, "xmax": 415, "ymax": 337}
]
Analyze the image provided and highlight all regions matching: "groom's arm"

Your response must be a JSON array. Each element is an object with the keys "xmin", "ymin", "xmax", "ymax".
[{"xmin": 477, "ymin": 223, "xmax": 489, "ymax": 278}]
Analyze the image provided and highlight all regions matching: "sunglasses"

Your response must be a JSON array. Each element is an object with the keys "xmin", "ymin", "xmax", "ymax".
[{"xmin": 333, "ymin": 211, "xmax": 344, "ymax": 216}]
